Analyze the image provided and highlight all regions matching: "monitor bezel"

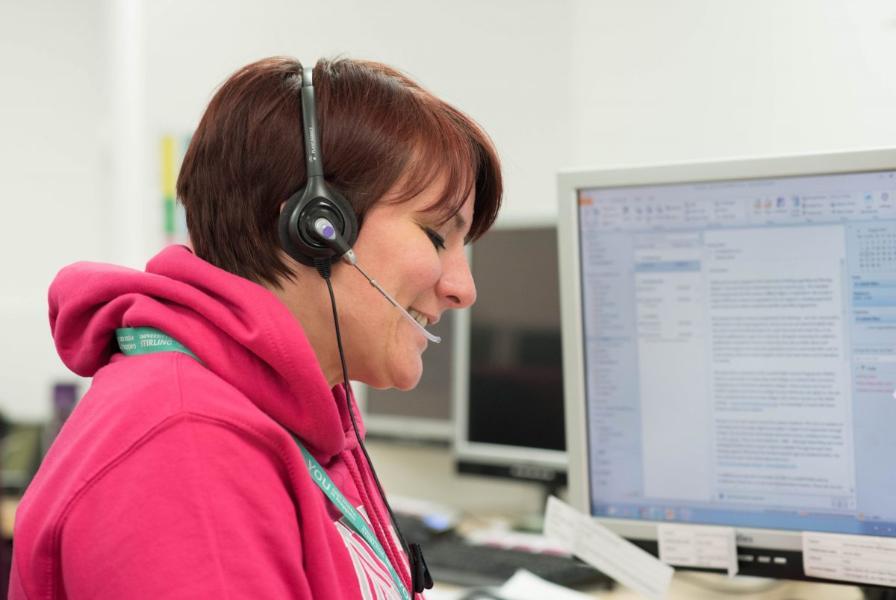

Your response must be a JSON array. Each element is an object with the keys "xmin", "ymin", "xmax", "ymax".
[
  {"xmin": 362, "ymin": 409, "xmax": 455, "ymax": 442},
  {"xmin": 452, "ymin": 216, "xmax": 569, "ymax": 479},
  {"xmin": 558, "ymin": 149, "xmax": 896, "ymax": 560}
]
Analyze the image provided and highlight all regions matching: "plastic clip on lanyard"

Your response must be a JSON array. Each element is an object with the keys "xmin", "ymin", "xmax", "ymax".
[{"xmin": 114, "ymin": 327, "xmax": 412, "ymax": 600}]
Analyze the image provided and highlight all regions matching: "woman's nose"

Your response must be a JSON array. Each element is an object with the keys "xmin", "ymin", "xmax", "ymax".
[{"xmin": 439, "ymin": 249, "xmax": 477, "ymax": 309}]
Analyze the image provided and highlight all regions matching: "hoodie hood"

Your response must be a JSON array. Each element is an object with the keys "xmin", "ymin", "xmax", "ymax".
[{"xmin": 48, "ymin": 245, "xmax": 359, "ymax": 460}]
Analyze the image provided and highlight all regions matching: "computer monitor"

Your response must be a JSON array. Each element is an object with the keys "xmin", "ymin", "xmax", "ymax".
[
  {"xmin": 559, "ymin": 149, "xmax": 896, "ymax": 582},
  {"xmin": 453, "ymin": 221, "xmax": 567, "ymax": 486},
  {"xmin": 362, "ymin": 314, "xmax": 455, "ymax": 442},
  {"xmin": 1, "ymin": 422, "xmax": 44, "ymax": 494}
]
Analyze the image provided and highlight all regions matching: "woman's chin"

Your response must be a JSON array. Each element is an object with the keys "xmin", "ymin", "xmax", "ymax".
[{"xmin": 389, "ymin": 356, "xmax": 424, "ymax": 391}]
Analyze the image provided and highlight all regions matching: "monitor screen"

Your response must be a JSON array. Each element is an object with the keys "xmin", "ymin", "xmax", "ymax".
[
  {"xmin": 559, "ymin": 150, "xmax": 896, "ymax": 580},
  {"xmin": 453, "ymin": 223, "xmax": 567, "ymax": 484}
]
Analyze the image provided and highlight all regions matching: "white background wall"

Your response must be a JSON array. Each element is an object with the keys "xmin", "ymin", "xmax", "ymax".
[
  {"xmin": 567, "ymin": 1, "xmax": 896, "ymax": 168},
  {"xmin": 1, "ymin": 0, "xmax": 895, "ymax": 420},
  {"xmin": 0, "ymin": 1, "xmax": 108, "ymax": 421}
]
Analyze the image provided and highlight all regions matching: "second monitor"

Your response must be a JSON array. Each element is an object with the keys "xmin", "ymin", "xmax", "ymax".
[{"xmin": 453, "ymin": 222, "xmax": 567, "ymax": 486}]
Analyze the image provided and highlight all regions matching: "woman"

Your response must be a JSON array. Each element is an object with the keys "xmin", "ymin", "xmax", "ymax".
[{"xmin": 10, "ymin": 57, "xmax": 501, "ymax": 599}]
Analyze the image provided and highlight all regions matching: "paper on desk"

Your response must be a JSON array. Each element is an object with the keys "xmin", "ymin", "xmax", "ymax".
[
  {"xmin": 420, "ymin": 588, "xmax": 466, "ymax": 600},
  {"xmin": 498, "ymin": 569, "xmax": 596, "ymax": 600},
  {"xmin": 658, "ymin": 523, "xmax": 738, "ymax": 577},
  {"xmin": 544, "ymin": 496, "xmax": 673, "ymax": 599},
  {"xmin": 803, "ymin": 531, "xmax": 896, "ymax": 587}
]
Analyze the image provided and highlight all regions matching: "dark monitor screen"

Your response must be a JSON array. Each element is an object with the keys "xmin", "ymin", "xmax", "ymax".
[{"xmin": 454, "ymin": 223, "xmax": 567, "ymax": 483}]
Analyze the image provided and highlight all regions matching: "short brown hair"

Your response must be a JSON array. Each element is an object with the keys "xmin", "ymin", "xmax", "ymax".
[{"xmin": 177, "ymin": 56, "xmax": 502, "ymax": 287}]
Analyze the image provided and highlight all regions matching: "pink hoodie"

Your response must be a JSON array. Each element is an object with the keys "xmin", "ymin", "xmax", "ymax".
[{"xmin": 10, "ymin": 245, "xmax": 416, "ymax": 599}]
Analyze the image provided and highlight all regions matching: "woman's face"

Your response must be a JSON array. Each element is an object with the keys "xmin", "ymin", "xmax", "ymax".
[{"xmin": 336, "ymin": 182, "xmax": 477, "ymax": 390}]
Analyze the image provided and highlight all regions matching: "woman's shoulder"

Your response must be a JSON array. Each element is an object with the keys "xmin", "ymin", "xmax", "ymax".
[
  {"xmin": 30, "ymin": 353, "xmax": 299, "ymax": 512},
  {"xmin": 13, "ymin": 352, "xmax": 312, "ymax": 600},
  {"xmin": 93, "ymin": 350, "xmax": 283, "ymax": 431},
  {"xmin": 15, "ymin": 351, "xmax": 306, "ymax": 548}
]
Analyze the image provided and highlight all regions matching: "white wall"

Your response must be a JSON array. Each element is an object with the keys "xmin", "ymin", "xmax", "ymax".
[
  {"xmin": 0, "ymin": 1, "xmax": 107, "ymax": 420},
  {"xmin": 566, "ymin": 0, "xmax": 896, "ymax": 168},
  {"xmin": 2, "ymin": 0, "xmax": 895, "ymax": 419}
]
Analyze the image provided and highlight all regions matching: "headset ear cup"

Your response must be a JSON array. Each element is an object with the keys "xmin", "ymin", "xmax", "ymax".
[
  {"xmin": 278, "ymin": 180, "xmax": 359, "ymax": 266},
  {"xmin": 279, "ymin": 62, "xmax": 359, "ymax": 267}
]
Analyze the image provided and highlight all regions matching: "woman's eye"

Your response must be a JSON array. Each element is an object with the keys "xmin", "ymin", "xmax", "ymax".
[{"xmin": 424, "ymin": 228, "xmax": 446, "ymax": 250}]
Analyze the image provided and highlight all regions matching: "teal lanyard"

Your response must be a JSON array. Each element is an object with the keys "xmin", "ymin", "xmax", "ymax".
[
  {"xmin": 115, "ymin": 327, "xmax": 200, "ymax": 362},
  {"xmin": 114, "ymin": 327, "xmax": 411, "ymax": 600},
  {"xmin": 294, "ymin": 438, "xmax": 411, "ymax": 600}
]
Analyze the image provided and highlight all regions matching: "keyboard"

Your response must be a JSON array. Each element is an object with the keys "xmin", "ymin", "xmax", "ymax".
[{"xmin": 420, "ymin": 536, "xmax": 615, "ymax": 589}]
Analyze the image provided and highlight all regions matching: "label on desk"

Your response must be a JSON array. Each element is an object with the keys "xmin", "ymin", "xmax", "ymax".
[
  {"xmin": 544, "ymin": 496, "xmax": 674, "ymax": 600},
  {"xmin": 803, "ymin": 531, "xmax": 896, "ymax": 587},
  {"xmin": 658, "ymin": 524, "xmax": 738, "ymax": 577}
]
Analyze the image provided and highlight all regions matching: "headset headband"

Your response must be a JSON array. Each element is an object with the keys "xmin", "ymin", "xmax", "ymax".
[{"xmin": 301, "ymin": 68, "xmax": 323, "ymax": 180}]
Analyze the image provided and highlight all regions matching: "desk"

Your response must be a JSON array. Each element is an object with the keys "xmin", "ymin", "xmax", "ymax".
[
  {"xmin": 366, "ymin": 438, "xmax": 863, "ymax": 600},
  {"xmin": 599, "ymin": 574, "xmax": 861, "ymax": 599},
  {"xmin": 428, "ymin": 574, "xmax": 862, "ymax": 599}
]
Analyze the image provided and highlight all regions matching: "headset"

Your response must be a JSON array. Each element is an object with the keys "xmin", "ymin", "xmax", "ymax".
[
  {"xmin": 276, "ymin": 62, "xmax": 433, "ymax": 595},
  {"xmin": 278, "ymin": 66, "xmax": 358, "ymax": 267},
  {"xmin": 277, "ymin": 65, "xmax": 441, "ymax": 343}
]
